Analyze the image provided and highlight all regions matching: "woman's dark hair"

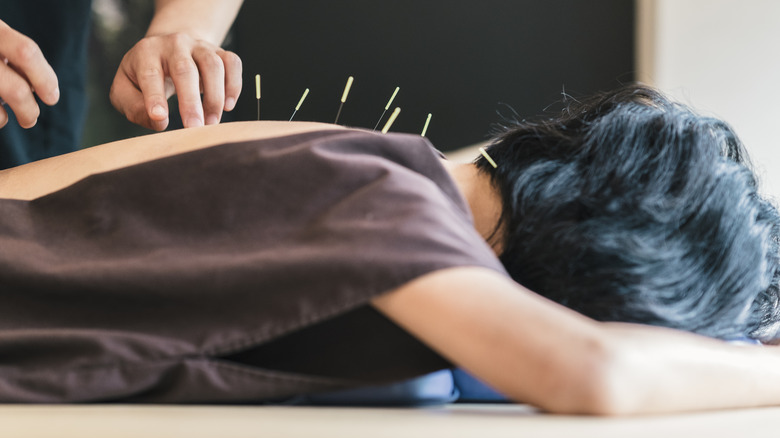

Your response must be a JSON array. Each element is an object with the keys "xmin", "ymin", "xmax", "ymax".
[{"xmin": 475, "ymin": 84, "xmax": 780, "ymax": 341}]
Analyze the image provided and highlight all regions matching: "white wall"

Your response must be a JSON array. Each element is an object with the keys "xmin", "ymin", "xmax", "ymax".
[{"xmin": 637, "ymin": 0, "xmax": 780, "ymax": 198}]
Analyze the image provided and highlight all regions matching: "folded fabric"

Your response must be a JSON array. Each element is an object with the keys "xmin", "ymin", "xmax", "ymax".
[
  {"xmin": 295, "ymin": 368, "xmax": 509, "ymax": 406},
  {"xmin": 451, "ymin": 368, "xmax": 509, "ymax": 402},
  {"xmin": 285, "ymin": 369, "xmax": 458, "ymax": 406}
]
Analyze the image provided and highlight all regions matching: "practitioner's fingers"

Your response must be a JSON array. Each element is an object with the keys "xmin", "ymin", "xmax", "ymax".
[
  {"xmin": 218, "ymin": 49, "xmax": 242, "ymax": 112},
  {"xmin": 111, "ymin": 37, "xmax": 172, "ymax": 131},
  {"xmin": 192, "ymin": 46, "xmax": 224, "ymax": 125},
  {"xmin": 0, "ymin": 103, "xmax": 8, "ymax": 129},
  {"xmin": 111, "ymin": 32, "xmax": 240, "ymax": 130},
  {"xmin": 0, "ymin": 20, "xmax": 59, "ymax": 107},
  {"xmin": 110, "ymin": 59, "xmax": 169, "ymax": 132},
  {"xmin": 167, "ymin": 47, "xmax": 204, "ymax": 128},
  {"xmin": 130, "ymin": 45, "xmax": 171, "ymax": 129},
  {"xmin": 0, "ymin": 61, "xmax": 40, "ymax": 128},
  {"xmin": 0, "ymin": 20, "xmax": 59, "ymax": 130}
]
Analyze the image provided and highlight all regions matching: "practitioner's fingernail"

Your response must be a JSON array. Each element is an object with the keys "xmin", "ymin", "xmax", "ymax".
[
  {"xmin": 205, "ymin": 115, "xmax": 219, "ymax": 125},
  {"xmin": 151, "ymin": 104, "xmax": 166, "ymax": 119},
  {"xmin": 186, "ymin": 117, "xmax": 204, "ymax": 128},
  {"xmin": 225, "ymin": 98, "xmax": 236, "ymax": 111},
  {"xmin": 49, "ymin": 87, "xmax": 60, "ymax": 103}
]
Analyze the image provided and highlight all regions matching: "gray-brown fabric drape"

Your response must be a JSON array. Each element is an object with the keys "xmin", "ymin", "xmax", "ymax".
[{"xmin": 0, "ymin": 129, "xmax": 506, "ymax": 402}]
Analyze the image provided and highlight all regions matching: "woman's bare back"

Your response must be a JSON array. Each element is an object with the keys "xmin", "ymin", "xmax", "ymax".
[{"xmin": 0, "ymin": 121, "xmax": 343, "ymax": 200}]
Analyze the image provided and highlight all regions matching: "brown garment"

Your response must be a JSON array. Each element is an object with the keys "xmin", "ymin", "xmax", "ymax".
[{"xmin": 0, "ymin": 129, "xmax": 506, "ymax": 402}]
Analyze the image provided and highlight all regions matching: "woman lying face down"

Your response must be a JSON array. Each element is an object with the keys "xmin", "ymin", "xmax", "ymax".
[
  {"xmin": 0, "ymin": 84, "xmax": 779, "ymax": 415},
  {"xmin": 374, "ymin": 85, "xmax": 780, "ymax": 415}
]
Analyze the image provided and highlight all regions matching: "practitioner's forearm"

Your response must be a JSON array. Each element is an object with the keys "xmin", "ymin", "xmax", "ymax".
[{"xmin": 148, "ymin": 0, "xmax": 244, "ymax": 45}]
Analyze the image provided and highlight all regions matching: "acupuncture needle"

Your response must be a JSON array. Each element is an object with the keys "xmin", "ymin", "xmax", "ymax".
[
  {"xmin": 381, "ymin": 107, "xmax": 401, "ymax": 134},
  {"xmin": 421, "ymin": 113, "xmax": 432, "ymax": 137},
  {"xmin": 289, "ymin": 88, "xmax": 310, "ymax": 121},
  {"xmin": 373, "ymin": 87, "xmax": 400, "ymax": 130},
  {"xmin": 334, "ymin": 76, "xmax": 354, "ymax": 124},
  {"xmin": 479, "ymin": 147, "xmax": 498, "ymax": 168},
  {"xmin": 255, "ymin": 74, "xmax": 261, "ymax": 120}
]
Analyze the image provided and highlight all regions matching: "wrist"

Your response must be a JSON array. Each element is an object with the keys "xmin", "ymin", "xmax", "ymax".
[
  {"xmin": 146, "ymin": 0, "xmax": 242, "ymax": 46},
  {"xmin": 144, "ymin": 26, "xmax": 218, "ymax": 45}
]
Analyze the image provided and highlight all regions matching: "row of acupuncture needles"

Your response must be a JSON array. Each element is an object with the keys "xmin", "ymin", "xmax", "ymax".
[{"xmin": 253, "ymin": 74, "xmax": 432, "ymax": 136}]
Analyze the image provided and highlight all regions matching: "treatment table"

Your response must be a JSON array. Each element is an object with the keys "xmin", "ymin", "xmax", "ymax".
[{"xmin": 1, "ymin": 403, "xmax": 779, "ymax": 437}]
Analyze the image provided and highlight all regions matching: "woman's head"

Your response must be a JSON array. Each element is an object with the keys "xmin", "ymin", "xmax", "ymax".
[{"xmin": 475, "ymin": 84, "xmax": 780, "ymax": 341}]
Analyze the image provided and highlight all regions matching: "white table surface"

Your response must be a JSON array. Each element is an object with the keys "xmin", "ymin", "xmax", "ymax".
[{"xmin": 1, "ymin": 403, "xmax": 779, "ymax": 438}]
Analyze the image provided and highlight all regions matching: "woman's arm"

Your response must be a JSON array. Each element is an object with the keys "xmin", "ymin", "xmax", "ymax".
[{"xmin": 371, "ymin": 267, "xmax": 780, "ymax": 415}]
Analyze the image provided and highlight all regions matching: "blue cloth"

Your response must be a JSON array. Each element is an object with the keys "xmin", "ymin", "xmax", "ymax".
[
  {"xmin": 286, "ymin": 370, "xmax": 459, "ymax": 406},
  {"xmin": 297, "ymin": 369, "xmax": 508, "ymax": 406},
  {"xmin": 0, "ymin": 0, "xmax": 92, "ymax": 168},
  {"xmin": 451, "ymin": 368, "xmax": 508, "ymax": 402}
]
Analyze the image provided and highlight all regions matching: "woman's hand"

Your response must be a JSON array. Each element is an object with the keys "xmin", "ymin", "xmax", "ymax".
[
  {"xmin": 0, "ymin": 19, "xmax": 59, "ymax": 129},
  {"xmin": 109, "ymin": 32, "xmax": 242, "ymax": 132}
]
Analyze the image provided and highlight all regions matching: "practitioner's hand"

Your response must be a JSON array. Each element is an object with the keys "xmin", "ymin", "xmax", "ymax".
[
  {"xmin": 109, "ymin": 32, "xmax": 242, "ymax": 131},
  {"xmin": 0, "ymin": 20, "xmax": 60, "ymax": 129}
]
